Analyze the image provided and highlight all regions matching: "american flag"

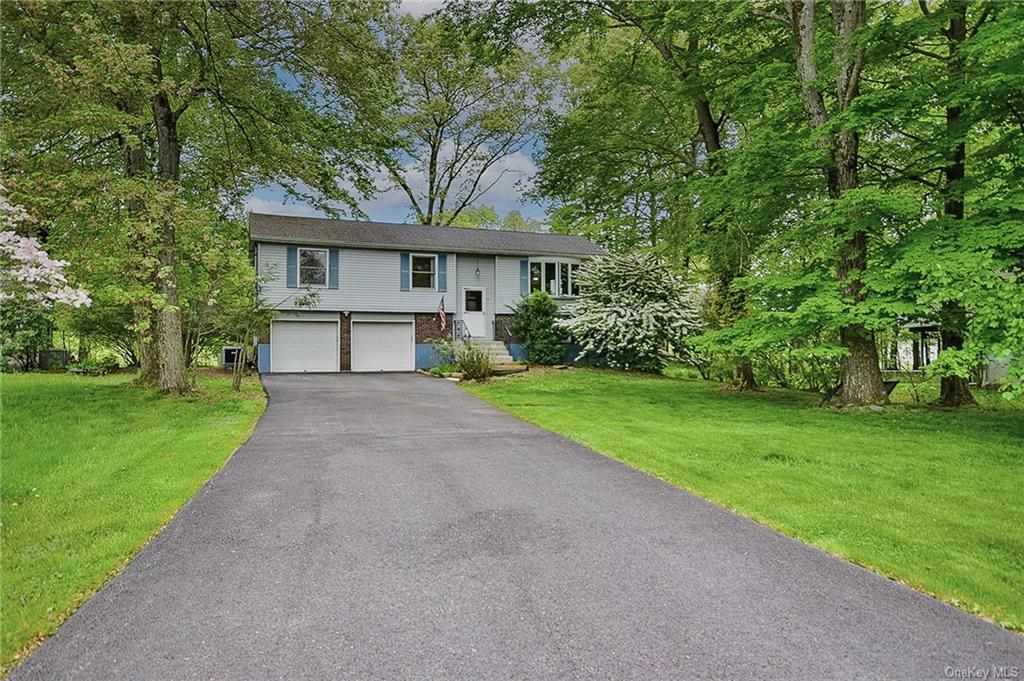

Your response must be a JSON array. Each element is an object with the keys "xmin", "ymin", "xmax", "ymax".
[{"xmin": 437, "ymin": 296, "xmax": 446, "ymax": 331}]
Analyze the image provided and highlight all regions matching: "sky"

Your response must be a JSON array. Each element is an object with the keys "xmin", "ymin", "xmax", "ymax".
[{"xmin": 243, "ymin": 0, "xmax": 549, "ymax": 226}]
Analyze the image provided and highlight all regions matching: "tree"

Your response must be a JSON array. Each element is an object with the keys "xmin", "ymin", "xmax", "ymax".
[
  {"xmin": 376, "ymin": 15, "xmax": 558, "ymax": 226},
  {"xmin": 764, "ymin": 0, "xmax": 886, "ymax": 405},
  {"xmin": 560, "ymin": 253, "xmax": 700, "ymax": 371},
  {"xmin": 508, "ymin": 292, "xmax": 567, "ymax": 364},
  {"xmin": 2, "ymin": 1, "xmax": 390, "ymax": 392},
  {"xmin": 0, "ymin": 188, "xmax": 90, "ymax": 370},
  {"xmin": 461, "ymin": 0, "xmax": 769, "ymax": 389},
  {"xmin": 0, "ymin": 189, "xmax": 90, "ymax": 310}
]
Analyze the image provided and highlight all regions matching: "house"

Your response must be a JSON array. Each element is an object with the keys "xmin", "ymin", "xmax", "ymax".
[
  {"xmin": 250, "ymin": 213, "xmax": 604, "ymax": 373},
  {"xmin": 880, "ymin": 321, "xmax": 1011, "ymax": 386}
]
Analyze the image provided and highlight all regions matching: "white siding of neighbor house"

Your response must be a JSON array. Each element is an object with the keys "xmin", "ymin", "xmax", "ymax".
[
  {"xmin": 455, "ymin": 254, "xmax": 496, "ymax": 338},
  {"xmin": 258, "ymin": 242, "xmax": 455, "ymax": 312},
  {"xmin": 257, "ymin": 242, "xmax": 591, "ymax": 315}
]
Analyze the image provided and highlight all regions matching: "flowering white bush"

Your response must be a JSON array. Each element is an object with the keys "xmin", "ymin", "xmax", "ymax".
[
  {"xmin": 559, "ymin": 253, "xmax": 700, "ymax": 371},
  {"xmin": 0, "ymin": 188, "xmax": 91, "ymax": 308}
]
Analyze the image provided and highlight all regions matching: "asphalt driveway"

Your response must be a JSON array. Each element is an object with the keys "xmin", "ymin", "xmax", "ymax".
[{"xmin": 11, "ymin": 374, "xmax": 1023, "ymax": 680}]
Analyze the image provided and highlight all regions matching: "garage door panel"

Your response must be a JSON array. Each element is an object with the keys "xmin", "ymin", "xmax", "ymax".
[
  {"xmin": 271, "ymin": 321, "xmax": 338, "ymax": 373},
  {"xmin": 351, "ymin": 322, "xmax": 414, "ymax": 372}
]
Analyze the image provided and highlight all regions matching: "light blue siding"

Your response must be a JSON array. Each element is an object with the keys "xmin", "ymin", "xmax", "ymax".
[
  {"xmin": 257, "ymin": 343, "xmax": 271, "ymax": 373},
  {"xmin": 415, "ymin": 344, "xmax": 438, "ymax": 369},
  {"xmin": 258, "ymin": 245, "xmax": 455, "ymax": 313}
]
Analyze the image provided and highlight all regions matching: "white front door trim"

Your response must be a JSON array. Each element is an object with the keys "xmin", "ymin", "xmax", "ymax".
[{"xmin": 462, "ymin": 287, "xmax": 486, "ymax": 338}]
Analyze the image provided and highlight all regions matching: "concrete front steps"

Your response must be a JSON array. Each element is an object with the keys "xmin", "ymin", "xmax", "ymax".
[{"xmin": 466, "ymin": 339, "xmax": 526, "ymax": 374}]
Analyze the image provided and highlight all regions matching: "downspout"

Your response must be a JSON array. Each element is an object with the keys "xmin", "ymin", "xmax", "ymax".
[{"xmin": 452, "ymin": 253, "xmax": 458, "ymax": 342}]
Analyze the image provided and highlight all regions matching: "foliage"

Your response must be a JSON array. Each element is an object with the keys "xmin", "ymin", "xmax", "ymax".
[
  {"xmin": 0, "ymin": 190, "xmax": 90, "ymax": 310},
  {"xmin": 375, "ymin": 14, "xmax": 559, "ymax": 225},
  {"xmin": 508, "ymin": 292, "xmax": 567, "ymax": 365},
  {"xmin": 69, "ymin": 356, "xmax": 117, "ymax": 373},
  {"xmin": 0, "ymin": 371, "xmax": 265, "ymax": 671},
  {"xmin": 467, "ymin": 369, "xmax": 1024, "ymax": 631},
  {"xmin": 0, "ymin": 303, "xmax": 52, "ymax": 371},
  {"xmin": 444, "ymin": 205, "xmax": 546, "ymax": 231},
  {"xmin": 560, "ymin": 253, "xmax": 700, "ymax": 372},
  {"xmin": 455, "ymin": 342, "xmax": 493, "ymax": 381},
  {"xmin": 429, "ymin": 361, "xmax": 460, "ymax": 377},
  {"xmin": 456, "ymin": 0, "xmax": 1024, "ymax": 405},
  {"xmin": 1, "ymin": 1, "xmax": 391, "ymax": 390},
  {"xmin": 428, "ymin": 337, "xmax": 459, "ymax": 366}
]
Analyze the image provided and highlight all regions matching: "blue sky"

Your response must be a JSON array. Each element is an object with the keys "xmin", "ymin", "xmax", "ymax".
[{"xmin": 244, "ymin": 0, "xmax": 549, "ymax": 225}]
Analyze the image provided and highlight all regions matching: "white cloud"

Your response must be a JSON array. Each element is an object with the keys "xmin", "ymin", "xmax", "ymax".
[
  {"xmin": 397, "ymin": 0, "xmax": 445, "ymax": 18},
  {"xmin": 244, "ymin": 196, "xmax": 322, "ymax": 218},
  {"xmin": 351, "ymin": 143, "xmax": 542, "ymax": 223}
]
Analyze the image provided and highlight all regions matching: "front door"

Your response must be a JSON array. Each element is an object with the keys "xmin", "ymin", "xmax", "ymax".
[{"xmin": 463, "ymin": 288, "xmax": 485, "ymax": 338}]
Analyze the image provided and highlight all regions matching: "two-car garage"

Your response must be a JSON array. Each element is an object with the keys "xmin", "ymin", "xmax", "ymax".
[{"xmin": 268, "ymin": 315, "xmax": 414, "ymax": 373}]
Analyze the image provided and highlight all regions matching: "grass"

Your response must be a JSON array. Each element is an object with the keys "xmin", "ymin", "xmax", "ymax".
[
  {"xmin": 0, "ymin": 371, "xmax": 266, "ymax": 673},
  {"xmin": 465, "ymin": 368, "xmax": 1024, "ymax": 630}
]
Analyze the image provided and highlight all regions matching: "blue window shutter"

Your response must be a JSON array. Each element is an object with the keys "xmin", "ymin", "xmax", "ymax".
[
  {"xmin": 400, "ymin": 252, "xmax": 410, "ymax": 291},
  {"xmin": 519, "ymin": 259, "xmax": 529, "ymax": 295},
  {"xmin": 286, "ymin": 246, "xmax": 298, "ymax": 288},
  {"xmin": 328, "ymin": 249, "xmax": 339, "ymax": 289},
  {"xmin": 437, "ymin": 253, "xmax": 447, "ymax": 292}
]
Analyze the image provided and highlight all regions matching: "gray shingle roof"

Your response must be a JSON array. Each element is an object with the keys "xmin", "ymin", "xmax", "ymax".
[{"xmin": 249, "ymin": 213, "xmax": 605, "ymax": 257}]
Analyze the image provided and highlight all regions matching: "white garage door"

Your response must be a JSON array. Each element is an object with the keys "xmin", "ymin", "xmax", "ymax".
[
  {"xmin": 351, "ymin": 322, "xmax": 414, "ymax": 372},
  {"xmin": 270, "ymin": 321, "xmax": 339, "ymax": 373}
]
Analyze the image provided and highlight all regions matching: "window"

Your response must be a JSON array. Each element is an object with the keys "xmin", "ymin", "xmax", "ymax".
[
  {"xmin": 530, "ymin": 262, "xmax": 542, "ymax": 293},
  {"xmin": 528, "ymin": 259, "xmax": 581, "ymax": 297},
  {"xmin": 544, "ymin": 262, "xmax": 557, "ymax": 294},
  {"xmin": 299, "ymin": 248, "xmax": 327, "ymax": 286},
  {"xmin": 465, "ymin": 289, "xmax": 483, "ymax": 312},
  {"xmin": 411, "ymin": 254, "xmax": 436, "ymax": 289}
]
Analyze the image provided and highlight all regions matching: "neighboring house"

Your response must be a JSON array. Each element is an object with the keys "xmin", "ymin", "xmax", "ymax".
[
  {"xmin": 250, "ymin": 213, "xmax": 604, "ymax": 373},
  {"xmin": 880, "ymin": 321, "xmax": 1010, "ymax": 386}
]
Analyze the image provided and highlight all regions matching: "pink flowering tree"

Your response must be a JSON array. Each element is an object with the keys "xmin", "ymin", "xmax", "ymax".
[
  {"xmin": 1, "ymin": 192, "xmax": 91, "ymax": 309},
  {"xmin": 1, "ymin": 187, "xmax": 90, "ymax": 369}
]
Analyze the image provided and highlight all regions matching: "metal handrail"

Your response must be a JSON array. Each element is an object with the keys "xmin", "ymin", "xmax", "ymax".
[{"xmin": 453, "ymin": 318, "xmax": 473, "ymax": 341}]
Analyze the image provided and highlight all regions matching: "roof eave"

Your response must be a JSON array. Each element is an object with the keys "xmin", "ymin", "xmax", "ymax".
[{"xmin": 248, "ymin": 233, "xmax": 603, "ymax": 258}]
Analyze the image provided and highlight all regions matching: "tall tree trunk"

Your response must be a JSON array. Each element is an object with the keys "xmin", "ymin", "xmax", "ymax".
[
  {"xmin": 121, "ymin": 107, "xmax": 160, "ymax": 386},
  {"xmin": 785, "ymin": 0, "xmax": 884, "ymax": 405},
  {"xmin": 151, "ymin": 74, "xmax": 189, "ymax": 393},
  {"xmin": 938, "ymin": 2, "xmax": 976, "ymax": 407},
  {"xmin": 647, "ymin": 31, "xmax": 757, "ymax": 389}
]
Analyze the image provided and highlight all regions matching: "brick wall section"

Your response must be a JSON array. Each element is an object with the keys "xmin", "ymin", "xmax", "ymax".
[
  {"xmin": 494, "ymin": 314, "xmax": 520, "ymax": 344},
  {"xmin": 339, "ymin": 312, "xmax": 351, "ymax": 370},
  {"xmin": 415, "ymin": 313, "xmax": 447, "ymax": 343}
]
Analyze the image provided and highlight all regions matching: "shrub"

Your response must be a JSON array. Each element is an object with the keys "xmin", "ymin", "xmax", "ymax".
[
  {"xmin": 427, "ymin": 337, "xmax": 457, "ymax": 366},
  {"xmin": 509, "ymin": 291, "xmax": 567, "ymax": 365},
  {"xmin": 560, "ymin": 253, "xmax": 701, "ymax": 372},
  {"xmin": 0, "ymin": 302, "xmax": 52, "ymax": 371},
  {"xmin": 456, "ymin": 343, "xmax": 492, "ymax": 381}
]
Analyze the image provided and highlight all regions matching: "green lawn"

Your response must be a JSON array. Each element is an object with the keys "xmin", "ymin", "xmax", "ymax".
[
  {"xmin": 1, "ymin": 371, "xmax": 265, "ymax": 673},
  {"xmin": 465, "ymin": 369, "xmax": 1024, "ymax": 630}
]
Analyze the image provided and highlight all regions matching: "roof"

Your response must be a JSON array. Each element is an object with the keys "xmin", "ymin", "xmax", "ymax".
[{"xmin": 248, "ymin": 213, "xmax": 605, "ymax": 257}]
